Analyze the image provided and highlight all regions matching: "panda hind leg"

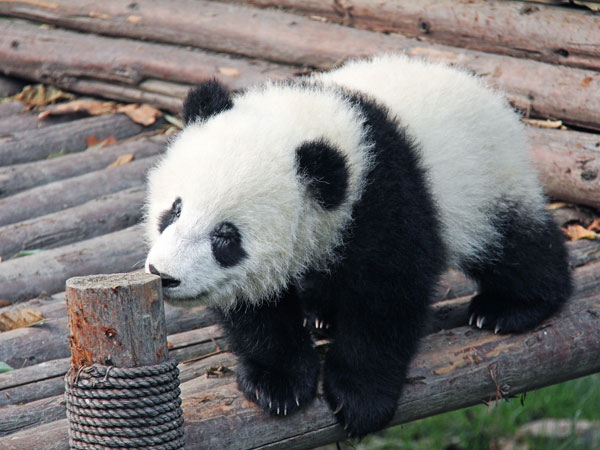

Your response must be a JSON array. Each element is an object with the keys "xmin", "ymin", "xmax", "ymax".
[{"xmin": 465, "ymin": 208, "xmax": 573, "ymax": 334}]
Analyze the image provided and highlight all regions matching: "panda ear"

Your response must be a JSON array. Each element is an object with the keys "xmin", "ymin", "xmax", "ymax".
[
  {"xmin": 295, "ymin": 139, "xmax": 349, "ymax": 210},
  {"xmin": 183, "ymin": 79, "xmax": 233, "ymax": 125}
]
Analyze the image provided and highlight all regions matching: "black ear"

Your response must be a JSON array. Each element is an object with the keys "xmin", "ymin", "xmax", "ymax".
[
  {"xmin": 183, "ymin": 79, "xmax": 233, "ymax": 125},
  {"xmin": 296, "ymin": 139, "xmax": 349, "ymax": 210}
]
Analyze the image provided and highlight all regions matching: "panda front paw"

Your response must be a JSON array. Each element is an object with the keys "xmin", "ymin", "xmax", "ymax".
[
  {"xmin": 236, "ymin": 355, "xmax": 319, "ymax": 417},
  {"xmin": 324, "ymin": 366, "xmax": 398, "ymax": 438}
]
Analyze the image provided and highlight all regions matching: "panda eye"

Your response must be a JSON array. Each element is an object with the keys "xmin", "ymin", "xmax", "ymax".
[
  {"xmin": 158, "ymin": 197, "xmax": 182, "ymax": 233},
  {"xmin": 210, "ymin": 221, "xmax": 247, "ymax": 268}
]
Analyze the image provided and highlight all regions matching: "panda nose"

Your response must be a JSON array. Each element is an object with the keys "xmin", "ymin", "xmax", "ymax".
[{"xmin": 148, "ymin": 264, "xmax": 181, "ymax": 288}]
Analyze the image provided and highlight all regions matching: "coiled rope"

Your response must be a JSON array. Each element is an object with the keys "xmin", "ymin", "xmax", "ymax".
[{"xmin": 64, "ymin": 359, "xmax": 184, "ymax": 449}]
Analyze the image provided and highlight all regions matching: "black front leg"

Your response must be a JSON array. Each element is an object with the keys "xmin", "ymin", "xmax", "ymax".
[
  {"xmin": 217, "ymin": 285, "xmax": 320, "ymax": 416},
  {"xmin": 323, "ymin": 282, "xmax": 430, "ymax": 438}
]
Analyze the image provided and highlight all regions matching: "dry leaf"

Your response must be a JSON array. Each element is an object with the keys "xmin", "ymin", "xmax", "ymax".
[
  {"xmin": 581, "ymin": 77, "xmax": 594, "ymax": 88},
  {"xmin": 107, "ymin": 153, "xmax": 135, "ymax": 169},
  {"xmin": 117, "ymin": 103, "xmax": 162, "ymax": 126},
  {"xmin": 588, "ymin": 218, "xmax": 600, "ymax": 232},
  {"xmin": 86, "ymin": 135, "xmax": 118, "ymax": 149},
  {"xmin": 218, "ymin": 67, "xmax": 241, "ymax": 77},
  {"xmin": 545, "ymin": 202, "xmax": 570, "ymax": 211},
  {"xmin": 14, "ymin": 84, "xmax": 73, "ymax": 109},
  {"xmin": 0, "ymin": 308, "xmax": 44, "ymax": 332},
  {"xmin": 521, "ymin": 118, "xmax": 563, "ymax": 129},
  {"xmin": 38, "ymin": 99, "xmax": 117, "ymax": 119},
  {"xmin": 562, "ymin": 224, "xmax": 597, "ymax": 241}
]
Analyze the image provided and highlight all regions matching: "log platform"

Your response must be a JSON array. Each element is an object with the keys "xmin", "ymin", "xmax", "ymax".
[{"xmin": 0, "ymin": 0, "xmax": 599, "ymax": 448}]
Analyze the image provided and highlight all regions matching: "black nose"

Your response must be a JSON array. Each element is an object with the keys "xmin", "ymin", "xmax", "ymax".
[{"xmin": 148, "ymin": 264, "xmax": 181, "ymax": 288}]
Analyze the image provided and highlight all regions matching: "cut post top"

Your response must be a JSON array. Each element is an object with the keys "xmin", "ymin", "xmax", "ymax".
[{"xmin": 66, "ymin": 272, "xmax": 168, "ymax": 369}]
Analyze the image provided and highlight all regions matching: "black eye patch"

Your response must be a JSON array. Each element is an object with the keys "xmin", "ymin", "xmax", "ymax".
[
  {"xmin": 158, "ymin": 197, "xmax": 182, "ymax": 233},
  {"xmin": 210, "ymin": 221, "xmax": 247, "ymax": 268}
]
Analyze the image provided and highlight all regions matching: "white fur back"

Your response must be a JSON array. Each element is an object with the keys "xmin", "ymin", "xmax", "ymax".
[{"xmin": 316, "ymin": 55, "xmax": 545, "ymax": 265}]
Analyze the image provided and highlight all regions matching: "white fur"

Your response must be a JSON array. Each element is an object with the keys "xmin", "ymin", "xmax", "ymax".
[
  {"xmin": 316, "ymin": 54, "xmax": 545, "ymax": 265},
  {"xmin": 145, "ymin": 55, "xmax": 545, "ymax": 308},
  {"xmin": 145, "ymin": 83, "xmax": 372, "ymax": 308}
]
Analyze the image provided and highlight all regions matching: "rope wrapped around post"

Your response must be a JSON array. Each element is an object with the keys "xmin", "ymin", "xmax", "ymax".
[{"xmin": 64, "ymin": 273, "xmax": 184, "ymax": 449}]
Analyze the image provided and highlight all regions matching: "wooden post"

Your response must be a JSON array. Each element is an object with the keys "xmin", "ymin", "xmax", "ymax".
[{"xmin": 65, "ymin": 272, "xmax": 167, "ymax": 369}]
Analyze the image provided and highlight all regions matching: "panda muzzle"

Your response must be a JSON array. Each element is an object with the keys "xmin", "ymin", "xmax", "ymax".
[{"xmin": 148, "ymin": 264, "xmax": 181, "ymax": 288}]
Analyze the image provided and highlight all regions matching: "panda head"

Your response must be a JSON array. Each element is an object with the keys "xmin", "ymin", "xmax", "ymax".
[{"xmin": 144, "ymin": 80, "xmax": 371, "ymax": 309}]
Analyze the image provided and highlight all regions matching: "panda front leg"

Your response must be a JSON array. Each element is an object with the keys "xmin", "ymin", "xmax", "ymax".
[
  {"xmin": 217, "ymin": 285, "xmax": 320, "ymax": 416},
  {"xmin": 323, "ymin": 282, "xmax": 429, "ymax": 438}
]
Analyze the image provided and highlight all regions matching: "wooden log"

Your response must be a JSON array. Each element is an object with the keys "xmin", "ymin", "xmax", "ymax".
[
  {"xmin": 2, "ymin": 9, "xmax": 599, "ymax": 129},
  {"xmin": 0, "ymin": 134, "xmax": 166, "ymax": 198},
  {"xmin": 0, "ymin": 352, "xmax": 236, "ymax": 439},
  {"xmin": 0, "ymin": 108, "xmax": 85, "ymax": 135},
  {"xmin": 0, "ymin": 187, "xmax": 144, "ymax": 259},
  {"xmin": 0, "ymin": 398, "xmax": 68, "ymax": 441},
  {"xmin": 0, "ymin": 325, "xmax": 225, "ymax": 408},
  {"xmin": 0, "ymin": 292, "xmax": 216, "ymax": 369},
  {"xmin": 0, "ymin": 225, "xmax": 146, "ymax": 304},
  {"xmin": 240, "ymin": 0, "xmax": 600, "ymax": 71},
  {"xmin": 0, "ymin": 156, "xmax": 156, "ymax": 227},
  {"xmin": 0, "ymin": 113, "xmax": 147, "ymax": 165},
  {"xmin": 528, "ymin": 127, "xmax": 600, "ymax": 210},
  {"xmin": 0, "ymin": 100, "xmax": 25, "ymax": 119},
  {"xmin": 65, "ymin": 273, "xmax": 167, "ymax": 368},
  {"xmin": 1, "ymin": 239, "xmax": 596, "ymax": 369},
  {"xmin": 0, "ymin": 19, "xmax": 296, "ymax": 93},
  {"xmin": 6, "ymin": 289, "xmax": 597, "ymax": 449},
  {"xmin": 2, "ymin": 258, "xmax": 598, "ymax": 414},
  {"xmin": 65, "ymin": 78, "xmax": 183, "ymax": 113},
  {"xmin": 3, "ymin": 418, "xmax": 69, "ymax": 449}
]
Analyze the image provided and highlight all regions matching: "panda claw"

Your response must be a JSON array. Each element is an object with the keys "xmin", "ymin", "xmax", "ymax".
[
  {"xmin": 255, "ymin": 389, "xmax": 260, "ymax": 400},
  {"xmin": 284, "ymin": 404, "xmax": 287, "ymax": 416},
  {"xmin": 469, "ymin": 313, "xmax": 475, "ymax": 326},
  {"xmin": 495, "ymin": 324, "xmax": 501, "ymax": 334},
  {"xmin": 476, "ymin": 316, "xmax": 485, "ymax": 329},
  {"xmin": 332, "ymin": 401, "xmax": 344, "ymax": 415},
  {"xmin": 269, "ymin": 400, "xmax": 272, "ymax": 409},
  {"xmin": 277, "ymin": 406, "xmax": 280, "ymax": 415},
  {"xmin": 295, "ymin": 396, "xmax": 300, "ymax": 407}
]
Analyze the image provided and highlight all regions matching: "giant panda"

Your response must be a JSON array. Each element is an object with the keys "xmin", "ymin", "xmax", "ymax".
[{"xmin": 144, "ymin": 55, "xmax": 572, "ymax": 437}]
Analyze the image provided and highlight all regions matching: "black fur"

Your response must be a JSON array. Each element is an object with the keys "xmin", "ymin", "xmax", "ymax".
[
  {"xmin": 183, "ymin": 80, "xmax": 233, "ymax": 125},
  {"xmin": 216, "ymin": 285, "xmax": 320, "ymax": 416},
  {"xmin": 215, "ymin": 85, "xmax": 572, "ymax": 438},
  {"xmin": 210, "ymin": 221, "xmax": 247, "ymax": 268},
  {"xmin": 296, "ymin": 139, "xmax": 349, "ymax": 210},
  {"xmin": 463, "ymin": 207, "xmax": 572, "ymax": 333},
  {"xmin": 158, "ymin": 197, "xmax": 182, "ymax": 234}
]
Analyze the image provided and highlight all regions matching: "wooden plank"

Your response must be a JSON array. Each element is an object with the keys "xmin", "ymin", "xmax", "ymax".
[
  {"xmin": 2, "ymin": 3, "xmax": 598, "ymax": 130},
  {"xmin": 0, "ymin": 19, "xmax": 297, "ymax": 94},
  {"xmin": 4, "ymin": 290, "xmax": 598, "ymax": 448},
  {"xmin": 0, "ymin": 134, "xmax": 166, "ymax": 198},
  {"xmin": 0, "ymin": 225, "xmax": 146, "ymax": 304},
  {"xmin": 0, "ymin": 113, "xmax": 147, "ymax": 165},
  {"xmin": 0, "ymin": 187, "xmax": 144, "ymax": 259},
  {"xmin": 240, "ymin": 0, "xmax": 600, "ymax": 71},
  {"xmin": 0, "ymin": 155, "xmax": 157, "ymax": 227}
]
